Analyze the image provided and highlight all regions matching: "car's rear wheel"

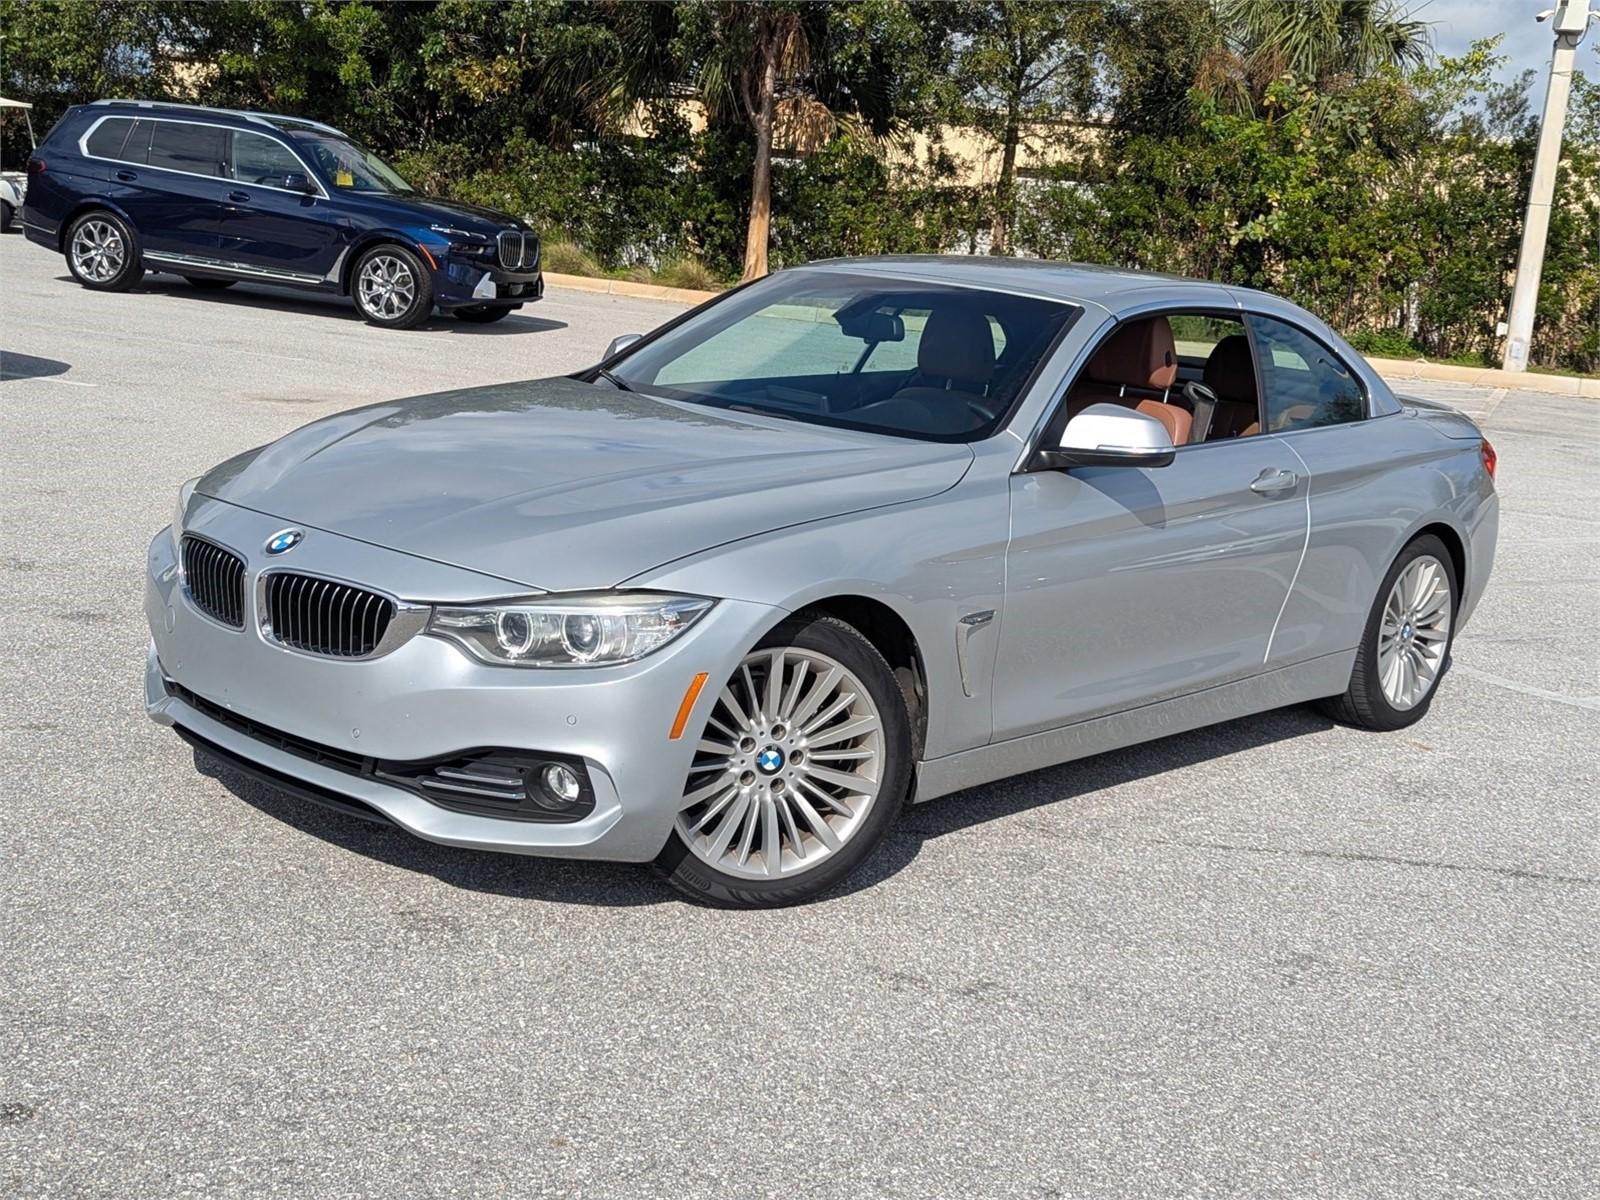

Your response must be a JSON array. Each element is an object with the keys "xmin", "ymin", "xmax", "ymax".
[
  {"xmin": 454, "ymin": 305, "xmax": 515, "ymax": 324},
  {"xmin": 351, "ymin": 244, "xmax": 432, "ymax": 330},
  {"xmin": 65, "ymin": 210, "xmax": 144, "ymax": 291},
  {"xmin": 655, "ymin": 614, "xmax": 913, "ymax": 908},
  {"xmin": 1322, "ymin": 533, "xmax": 1458, "ymax": 731},
  {"xmin": 182, "ymin": 276, "xmax": 236, "ymax": 291}
]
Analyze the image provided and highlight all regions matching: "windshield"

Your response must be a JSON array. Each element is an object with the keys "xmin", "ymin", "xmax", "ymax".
[
  {"xmin": 606, "ymin": 271, "xmax": 1079, "ymax": 442},
  {"xmin": 293, "ymin": 132, "xmax": 414, "ymax": 194}
]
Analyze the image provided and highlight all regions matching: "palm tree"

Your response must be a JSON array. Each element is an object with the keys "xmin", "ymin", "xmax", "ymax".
[{"xmin": 1205, "ymin": 0, "xmax": 1430, "ymax": 114}]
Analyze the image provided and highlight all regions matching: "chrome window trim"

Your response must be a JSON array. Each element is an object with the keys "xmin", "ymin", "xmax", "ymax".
[
  {"xmin": 76, "ymin": 113, "xmax": 330, "ymax": 199},
  {"xmin": 253, "ymin": 567, "xmax": 431, "ymax": 662}
]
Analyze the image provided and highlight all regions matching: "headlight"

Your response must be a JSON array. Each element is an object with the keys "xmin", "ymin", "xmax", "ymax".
[
  {"xmin": 170, "ymin": 477, "xmax": 199, "ymax": 556},
  {"xmin": 427, "ymin": 593, "xmax": 714, "ymax": 667}
]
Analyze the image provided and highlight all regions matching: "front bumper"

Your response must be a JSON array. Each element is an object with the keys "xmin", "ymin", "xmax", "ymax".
[
  {"xmin": 144, "ymin": 501, "xmax": 780, "ymax": 861},
  {"xmin": 434, "ymin": 257, "xmax": 544, "ymax": 310}
]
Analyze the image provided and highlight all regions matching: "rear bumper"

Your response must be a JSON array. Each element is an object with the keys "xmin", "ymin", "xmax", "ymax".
[{"xmin": 144, "ymin": 505, "xmax": 781, "ymax": 862}]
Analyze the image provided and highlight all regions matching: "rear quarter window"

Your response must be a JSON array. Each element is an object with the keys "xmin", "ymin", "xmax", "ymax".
[{"xmin": 83, "ymin": 118, "xmax": 135, "ymax": 159}]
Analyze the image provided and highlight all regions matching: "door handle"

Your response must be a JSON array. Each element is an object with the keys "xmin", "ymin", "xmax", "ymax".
[
  {"xmin": 226, "ymin": 190, "xmax": 251, "ymax": 204},
  {"xmin": 115, "ymin": 170, "xmax": 137, "ymax": 182},
  {"xmin": 1249, "ymin": 467, "xmax": 1298, "ymax": 496}
]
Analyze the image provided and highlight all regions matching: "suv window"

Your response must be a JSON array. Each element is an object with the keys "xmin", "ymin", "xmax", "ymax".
[
  {"xmin": 147, "ymin": 122, "xmax": 226, "ymax": 178},
  {"xmin": 1245, "ymin": 314, "xmax": 1367, "ymax": 431},
  {"xmin": 229, "ymin": 131, "xmax": 304, "ymax": 187},
  {"xmin": 84, "ymin": 117, "xmax": 135, "ymax": 159}
]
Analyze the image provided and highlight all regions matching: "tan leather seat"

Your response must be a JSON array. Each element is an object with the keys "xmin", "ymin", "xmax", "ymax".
[
  {"xmin": 859, "ymin": 308, "xmax": 997, "ymax": 434},
  {"xmin": 1066, "ymin": 316, "xmax": 1190, "ymax": 444},
  {"xmin": 1136, "ymin": 398, "xmax": 1192, "ymax": 446},
  {"xmin": 1202, "ymin": 334, "xmax": 1259, "ymax": 438}
]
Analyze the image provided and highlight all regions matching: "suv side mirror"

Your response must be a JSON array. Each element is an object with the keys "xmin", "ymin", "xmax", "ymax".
[
  {"xmin": 1035, "ymin": 403, "xmax": 1176, "ymax": 470},
  {"xmin": 282, "ymin": 172, "xmax": 316, "ymax": 194},
  {"xmin": 604, "ymin": 333, "xmax": 643, "ymax": 360}
]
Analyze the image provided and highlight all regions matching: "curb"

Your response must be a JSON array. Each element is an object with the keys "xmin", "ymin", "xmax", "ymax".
[
  {"xmin": 1366, "ymin": 355, "xmax": 1600, "ymax": 398},
  {"xmin": 545, "ymin": 274, "xmax": 1598, "ymax": 397},
  {"xmin": 544, "ymin": 272, "xmax": 719, "ymax": 306}
]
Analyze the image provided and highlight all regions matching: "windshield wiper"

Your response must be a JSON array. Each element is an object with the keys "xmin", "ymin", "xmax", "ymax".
[{"xmin": 594, "ymin": 367, "xmax": 633, "ymax": 392}]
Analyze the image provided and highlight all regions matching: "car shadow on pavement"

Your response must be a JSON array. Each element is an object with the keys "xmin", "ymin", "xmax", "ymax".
[
  {"xmin": 0, "ymin": 350, "xmax": 72, "ymax": 382},
  {"xmin": 53, "ymin": 274, "xmax": 569, "ymax": 335},
  {"xmin": 199, "ymin": 703, "xmax": 1335, "ymax": 908}
]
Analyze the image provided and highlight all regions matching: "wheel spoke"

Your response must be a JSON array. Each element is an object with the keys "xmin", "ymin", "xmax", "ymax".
[{"xmin": 805, "ymin": 715, "xmax": 878, "ymax": 749}]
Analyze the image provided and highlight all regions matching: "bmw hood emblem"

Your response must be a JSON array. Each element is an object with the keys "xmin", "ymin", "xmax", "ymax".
[
  {"xmin": 264, "ymin": 528, "xmax": 305, "ymax": 555},
  {"xmin": 756, "ymin": 746, "xmax": 785, "ymax": 774}
]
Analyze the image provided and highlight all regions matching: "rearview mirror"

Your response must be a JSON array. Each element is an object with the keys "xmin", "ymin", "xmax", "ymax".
[
  {"xmin": 1035, "ymin": 403, "xmax": 1175, "ymax": 470},
  {"xmin": 282, "ymin": 172, "xmax": 316, "ymax": 194},
  {"xmin": 837, "ymin": 310, "xmax": 905, "ymax": 343},
  {"xmin": 604, "ymin": 333, "xmax": 643, "ymax": 360}
]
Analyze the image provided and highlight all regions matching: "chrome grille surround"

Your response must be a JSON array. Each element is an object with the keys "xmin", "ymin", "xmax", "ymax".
[
  {"xmin": 495, "ymin": 229, "xmax": 539, "ymax": 271},
  {"xmin": 256, "ymin": 570, "xmax": 428, "ymax": 660},
  {"xmin": 180, "ymin": 535, "xmax": 247, "ymax": 629}
]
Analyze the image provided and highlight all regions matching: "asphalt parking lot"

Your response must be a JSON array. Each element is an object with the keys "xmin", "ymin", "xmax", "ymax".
[{"xmin": 2, "ymin": 232, "xmax": 1596, "ymax": 1199}]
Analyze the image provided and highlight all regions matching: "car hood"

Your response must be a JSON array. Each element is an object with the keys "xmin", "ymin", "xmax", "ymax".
[
  {"xmin": 345, "ymin": 191, "xmax": 525, "ymax": 235},
  {"xmin": 198, "ymin": 377, "xmax": 974, "ymax": 593}
]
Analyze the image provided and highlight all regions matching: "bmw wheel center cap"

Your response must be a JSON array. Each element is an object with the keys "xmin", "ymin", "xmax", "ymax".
[
  {"xmin": 265, "ymin": 528, "xmax": 305, "ymax": 555},
  {"xmin": 756, "ymin": 746, "xmax": 785, "ymax": 775}
]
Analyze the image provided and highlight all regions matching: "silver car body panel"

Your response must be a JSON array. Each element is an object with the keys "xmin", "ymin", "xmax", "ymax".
[{"xmin": 147, "ymin": 258, "xmax": 1499, "ymax": 862}]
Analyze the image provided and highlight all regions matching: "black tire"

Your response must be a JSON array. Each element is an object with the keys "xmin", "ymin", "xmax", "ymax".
[
  {"xmin": 182, "ymin": 276, "xmax": 236, "ymax": 291},
  {"xmin": 1321, "ymin": 533, "xmax": 1459, "ymax": 731},
  {"xmin": 63, "ymin": 209, "xmax": 144, "ymax": 291},
  {"xmin": 654, "ymin": 613, "xmax": 914, "ymax": 908},
  {"xmin": 1, "ymin": 200, "xmax": 13, "ymax": 233},
  {"xmin": 350, "ymin": 243, "xmax": 433, "ymax": 330},
  {"xmin": 454, "ymin": 305, "xmax": 515, "ymax": 324}
]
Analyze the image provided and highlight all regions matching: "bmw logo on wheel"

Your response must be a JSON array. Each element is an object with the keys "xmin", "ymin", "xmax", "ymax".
[
  {"xmin": 755, "ymin": 746, "xmax": 785, "ymax": 775},
  {"xmin": 264, "ymin": 528, "xmax": 305, "ymax": 555}
]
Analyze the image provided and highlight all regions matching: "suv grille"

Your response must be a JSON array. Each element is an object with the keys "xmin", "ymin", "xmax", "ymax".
[
  {"xmin": 496, "ymin": 229, "xmax": 539, "ymax": 271},
  {"xmin": 181, "ymin": 536, "xmax": 246, "ymax": 628},
  {"xmin": 262, "ymin": 572, "xmax": 394, "ymax": 658}
]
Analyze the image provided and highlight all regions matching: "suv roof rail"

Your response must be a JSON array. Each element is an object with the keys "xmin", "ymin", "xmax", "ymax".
[{"xmin": 89, "ymin": 98, "xmax": 346, "ymax": 138}]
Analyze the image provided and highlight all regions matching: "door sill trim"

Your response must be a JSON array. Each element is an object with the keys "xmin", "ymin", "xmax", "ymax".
[{"xmin": 143, "ymin": 251, "xmax": 324, "ymax": 286}]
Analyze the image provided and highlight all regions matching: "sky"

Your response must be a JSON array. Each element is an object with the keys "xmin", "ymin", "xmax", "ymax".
[{"xmin": 1423, "ymin": 0, "xmax": 1597, "ymax": 93}]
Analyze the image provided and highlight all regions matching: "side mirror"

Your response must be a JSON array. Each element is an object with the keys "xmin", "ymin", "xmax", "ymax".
[
  {"xmin": 282, "ymin": 172, "xmax": 316, "ymax": 194},
  {"xmin": 604, "ymin": 332, "xmax": 643, "ymax": 360},
  {"xmin": 1035, "ymin": 403, "xmax": 1176, "ymax": 470}
]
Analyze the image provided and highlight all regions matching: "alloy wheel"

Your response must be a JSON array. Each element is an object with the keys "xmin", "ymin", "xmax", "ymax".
[
  {"xmin": 356, "ymin": 254, "xmax": 417, "ymax": 321},
  {"xmin": 71, "ymin": 219, "xmax": 125, "ymax": 283},
  {"xmin": 1377, "ymin": 554, "xmax": 1452, "ymax": 710},
  {"xmin": 676, "ymin": 647, "xmax": 885, "ymax": 880}
]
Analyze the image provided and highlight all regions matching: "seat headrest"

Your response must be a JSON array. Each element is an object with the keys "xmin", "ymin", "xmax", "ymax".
[
  {"xmin": 1203, "ymin": 334, "xmax": 1255, "ymax": 403},
  {"xmin": 917, "ymin": 308, "xmax": 995, "ymax": 387},
  {"xmin": 1087, "ymin": 317, "xmax": 1177, "ymax": 392}
]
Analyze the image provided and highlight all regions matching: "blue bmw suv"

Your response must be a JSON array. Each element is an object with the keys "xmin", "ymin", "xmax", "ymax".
[{"xmin": 22, "ymin": 99, "xmax": 543, "ymax": 329}]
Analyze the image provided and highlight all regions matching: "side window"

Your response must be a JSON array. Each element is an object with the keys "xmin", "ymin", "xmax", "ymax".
[
  {"xmin": 84, "ymin": 118, "xmax": 135, "ymax": 160},
  {"xmin": 230, "ymin": 131, "xmax": 305, "ymax": 187},
  {"xmin": 1246, "ymin": 315, "xmax": 1367, "ymax": 431},
  {"xmin": 147, "ymin": 122, "xmax": 226, "ymax": 178}
]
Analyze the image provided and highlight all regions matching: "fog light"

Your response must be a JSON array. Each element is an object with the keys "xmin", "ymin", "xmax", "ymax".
[{"xmin": 537, "ymin": 762, "xmax": 583, "ymax": 810}]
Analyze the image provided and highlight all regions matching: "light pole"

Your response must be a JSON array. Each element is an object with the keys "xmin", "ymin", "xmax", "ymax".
[{"xmin": 1501, "ymin": 0, "xmax": 1596, "ymax": 372}]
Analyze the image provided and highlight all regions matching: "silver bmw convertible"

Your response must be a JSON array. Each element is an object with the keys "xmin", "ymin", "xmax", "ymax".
[{"xmin": 146, "ymin": 257, "xmax": 1499, "ymax": 907}]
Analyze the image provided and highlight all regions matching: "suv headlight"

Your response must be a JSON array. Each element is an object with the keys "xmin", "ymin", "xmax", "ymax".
[
  {"xmin": 427, "ymin": 593, "xmax": 714, "ymax": 667},
  {"xmin": 170, "ymin": 477, "xmax": 199, "ymax": 556}
]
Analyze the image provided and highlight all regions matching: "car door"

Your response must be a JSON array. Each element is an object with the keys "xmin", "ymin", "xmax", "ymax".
[
  {"xmin": 990, "ymin": 327, "xmax": 1309, "ymax": 741},
  {"xmin": 128, "ymin": 119, "xmax": 229, "ymax": 258},
  {"xmin": 218, "ymin": 130, "xmax": 345, "ymax": 281}
]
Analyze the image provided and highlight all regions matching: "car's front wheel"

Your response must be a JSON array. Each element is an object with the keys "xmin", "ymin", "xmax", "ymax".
[
  {"xmin": 1323, "ymin": 533, "xmax": 1458, "ymax": 730},
  {"xmin": 351, "ymin": 244, "xmax": 433, "ymax": 330},
  {"xmin": 65, "ymin": 210, "xmax": 144, "ymax": 291},
  {"xmin": 454, "ymin": 305, "xmax": 515, "ymax": 324},
  {"xmin": 655, "ymin": 614, "xmax": 913, "ymax": 908}
]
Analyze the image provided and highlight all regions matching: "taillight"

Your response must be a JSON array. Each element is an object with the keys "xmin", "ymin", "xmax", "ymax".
[
  {"xmin": 1481, "ymin": 437, "xmax": 1497, "ymax": 481},
  {"xmin": 26, "ymin": 157, "xmax": 44, "ymax": 175}
]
